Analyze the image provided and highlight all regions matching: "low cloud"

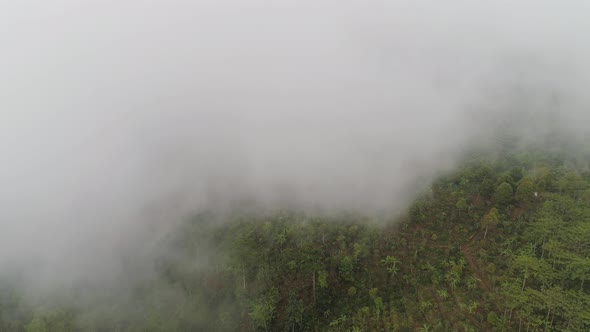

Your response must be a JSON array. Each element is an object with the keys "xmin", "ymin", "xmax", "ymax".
[{"xmin": 1, "ymin": 0, "xmax": 590, "ymax": 287}]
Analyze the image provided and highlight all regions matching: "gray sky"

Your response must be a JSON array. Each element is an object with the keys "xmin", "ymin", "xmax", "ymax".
[{"xmin": 1, "ymin": 0, "xmax": 590, "ymax": 285}]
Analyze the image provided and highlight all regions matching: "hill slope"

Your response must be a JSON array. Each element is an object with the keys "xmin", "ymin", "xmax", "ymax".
[{"xmin": 2, "ymin": 149, "xmax": 590, "ymax": 331}]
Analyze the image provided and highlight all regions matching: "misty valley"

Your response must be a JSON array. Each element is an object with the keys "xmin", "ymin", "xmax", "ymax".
[
  {"xmin": 2, "ymin": 147, "xmax": 590, "ymax": 331},
  {"xmin": 4, "ymin": 2, "xmax": 590, "ymax": 331}
]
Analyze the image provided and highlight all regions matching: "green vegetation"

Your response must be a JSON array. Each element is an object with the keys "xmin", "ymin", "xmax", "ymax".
[{"xmin": 2, "ymin": 148, "xmax": 590, "ymax": 331}]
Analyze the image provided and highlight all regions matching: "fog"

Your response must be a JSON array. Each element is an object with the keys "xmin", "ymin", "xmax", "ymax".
[{"xmin": 1, "ymin": 0, "xmax": 590, "ymax": 289}]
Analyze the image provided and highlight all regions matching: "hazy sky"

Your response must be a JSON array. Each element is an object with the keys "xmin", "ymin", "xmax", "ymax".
[{"xmin": 1, "ymin": 0, "xmax": 590, "ymax": 285}]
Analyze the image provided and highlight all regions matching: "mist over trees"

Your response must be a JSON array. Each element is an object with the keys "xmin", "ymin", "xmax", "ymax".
[
  {"xmin": 2, "ymin": 0, "xmax": 590, "ymax": 331},
  {"xmin": 3, "ymin": 142, "xmax": 590, "ymax": 331}
]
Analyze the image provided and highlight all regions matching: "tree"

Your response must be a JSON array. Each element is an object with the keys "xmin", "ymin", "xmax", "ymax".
[
  {"xmin": 286, "ymin": 292, "xmax": 305, "ymax": 332},
  {"xmin": 436, "ymin": 289, "xmax": 449, "ymax": 300},
  {"xmin": 418, "ymin": 323, "xmax": 432, "ymax": 332},
  {"xmin": 510, "ymin": 167, "xmax": 524, "ymax": 182},
  {"xmin": 512, "ymin": 249, "xmax": 542, "ymax": 291},
  {"xmin": 481, "ymin": 208, "xmax": 500, "ymax": 239},
  {"xmin": 339, "ymin": 256, "xmax": 355, "ymax": 282},
  {"xmin": 481, "ymin": 178, "xmax": 496, "ymax": 199},
  {"xmin": 300, "ymin": 244, "xmax": 322, "ymax": 304},
  {"xmin": 557, "ymin": 171, "xmax": 586, "ymax": 197},
  {"xmin": 249, "ymin": 288, "xmax": 279, "ymax": 332},
  {"xmin": 515, "ymin": 177, "xmax": 535, "ymax": 204},
  {"xmin": 382, "ymin": 256, "xmax": 400, "ymax": 276},
  {"xmin": 318, "ymin": 270, "xmax": 329, "ymax": 289},
  {"xmin": 44, "ymin": 311, "xmax": 75, "ymax": 332},
  {"xmin": 455, "ymin": 198, "xmax": 468, "ymax": 215},
  {"xmin": 496, "ymin": 172, "xmax": 515, "ymax": 186},
  {"xmin": 24, "ymin": 317, "xmax": 47, "ymax": 332},
  {"xmin": 495, "ymin": 182, "xmax": 514, "ymax": 207}
]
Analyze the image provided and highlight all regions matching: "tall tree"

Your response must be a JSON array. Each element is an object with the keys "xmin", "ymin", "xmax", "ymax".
[
  {"xmin": 494, "ymin": 182, "xmax": 514, "ymax": 207},
  {"xmin": 515, "ymin": 177, "xmax": 535, "ymax": 204},
  {"xmin": 481, "ymin": 208, "xmax": 500, "ymax": 239}
]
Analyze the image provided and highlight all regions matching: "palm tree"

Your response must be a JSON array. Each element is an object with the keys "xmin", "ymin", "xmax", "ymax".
[
  {"xmin": 419, "ymin": 323, "xmax": 432, "ymax": 332},
  {"xmin": 437, "ymin": 289, "xmax": 449, "ymax": 300},
  {"xmin": 382, "ymin": 255, "xmax": 401, "ymax": 276}
]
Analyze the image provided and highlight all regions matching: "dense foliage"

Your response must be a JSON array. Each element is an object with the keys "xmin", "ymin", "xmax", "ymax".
[{"xmin": 2, "ymin": 149, "xmax": 590, "ymax": 331}]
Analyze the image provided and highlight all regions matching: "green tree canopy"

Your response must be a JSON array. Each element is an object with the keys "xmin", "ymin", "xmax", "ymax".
[
  {"xmin": 515, "ymin": 177, "xmax": 535, "ymax": 203},
  {"xmin": 481, "ymin": 208, "xmax": 500, "ymax": 239},
  {"xmin": 494, "ymin": 182, "xmax": 514, "ymax": 206}
]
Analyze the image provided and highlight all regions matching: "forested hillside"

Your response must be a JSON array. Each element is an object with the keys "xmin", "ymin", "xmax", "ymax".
[{"xmin": 2, "ymin": 148, "xmax": 590, "ymax": 331}]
